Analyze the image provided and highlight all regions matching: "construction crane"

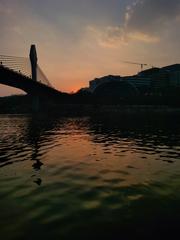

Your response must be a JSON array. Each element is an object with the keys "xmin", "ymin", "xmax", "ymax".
[{"xmin": 123, "ymin": 61, "xmax": 148, "ymax": 72}]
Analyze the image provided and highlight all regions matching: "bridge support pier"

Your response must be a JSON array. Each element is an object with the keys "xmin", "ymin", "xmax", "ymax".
[{"xmin": 32, "ymin": 95, "xmax": 40, "ymax": 112}]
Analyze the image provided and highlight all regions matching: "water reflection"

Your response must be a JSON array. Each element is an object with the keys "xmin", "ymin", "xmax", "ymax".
[
  {"xmin": 89, "ymin": 115, "xmax": 180, "ymax": 147},
  {"xmin": 89, "ymin": 116, "xmax": 180, "ymax": 163},
  {"xmin": 0, "ymin": 115, "xmax": 58, "ymax": 186},
  {"xmin": 0, "ymin": 114, "xmax": 180, "ymax": 239},
  {"xmin": 0, "ymin": 114, "xmax": 180, "ymax": 169}
]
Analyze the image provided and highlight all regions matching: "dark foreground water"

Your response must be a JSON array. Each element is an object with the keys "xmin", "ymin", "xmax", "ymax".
[{"xmin": 0, "ymin": 114, "xmax": 180, "ymax": 240}]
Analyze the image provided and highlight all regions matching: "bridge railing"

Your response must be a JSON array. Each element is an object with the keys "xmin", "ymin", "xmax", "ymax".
[{"xmin": 0, "ymin": 55, "xmax": 32, "ymax": 78}]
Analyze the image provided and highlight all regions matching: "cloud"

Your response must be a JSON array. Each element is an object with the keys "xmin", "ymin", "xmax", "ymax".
[
  {"xmin": 86, "ymin": 25, "xmax": 159, "ymax": 49},
  {"xmin": 86, "ymin": 26, "xmax": 128, "ymax": 48},
  {"xmin": 89, "ymin": 0, "xmax": 180, "ymax": 48},
  {"xmin": 128, "ymin": 31, "xmax": 160, "ymax": 43},
  {"xmin": 87, "ymin": 25, "xmax": 159, "ymax": 48},
  {"xmin": 125, "ymin": 0, "xmax": 180, "ymax": 33}
]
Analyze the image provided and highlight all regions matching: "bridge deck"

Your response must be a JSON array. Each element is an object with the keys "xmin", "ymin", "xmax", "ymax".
[{"xmin": 0, "ymin": 65, "xmax": 62, "ymax": 98}]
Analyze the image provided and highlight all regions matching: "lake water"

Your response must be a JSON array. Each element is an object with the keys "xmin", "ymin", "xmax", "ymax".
[{"xmin": 0, "ymin": 114, "xmax": 180, "ymax": 239}]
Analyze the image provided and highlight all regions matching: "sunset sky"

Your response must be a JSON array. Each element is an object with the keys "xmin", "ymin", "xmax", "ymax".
[{"xmin": 0, "ymin": 0, "xmax": 180, "ymax": 96}]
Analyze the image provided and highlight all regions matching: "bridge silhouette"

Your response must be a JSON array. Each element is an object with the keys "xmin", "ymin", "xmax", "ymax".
[{"xmin": 0, "ymin": 45, "xmax": 62, "ymax": 99}]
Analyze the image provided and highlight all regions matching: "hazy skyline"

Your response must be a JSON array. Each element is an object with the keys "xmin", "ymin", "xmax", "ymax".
[{"xmin": 0, "ymin": 0, "xmax": 180, "ymax": 96}]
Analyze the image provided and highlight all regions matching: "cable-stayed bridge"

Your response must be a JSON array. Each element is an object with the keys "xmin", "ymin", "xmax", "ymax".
[{"xmin": 0, "ymin": 45, "xmax": 61, "ymax": 98}]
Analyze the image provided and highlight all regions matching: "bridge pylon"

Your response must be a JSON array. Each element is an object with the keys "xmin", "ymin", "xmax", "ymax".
[
  {"xmin": 29, "ymin": 45, "xmax": 39, "ymax": 112},
  {"xmin": 29, "ymin": 44, "xmax": 38, "ymax": 82}
]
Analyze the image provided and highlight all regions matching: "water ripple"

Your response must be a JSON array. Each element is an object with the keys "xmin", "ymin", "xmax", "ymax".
[{"xmin": 1, "ymin": 115, "xmax": 180, "ymax": 239}]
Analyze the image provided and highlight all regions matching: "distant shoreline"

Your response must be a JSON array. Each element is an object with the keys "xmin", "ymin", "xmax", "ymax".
[{"xmin": 1, "ymin": 95, "xmax": 180, "ymax": 116}]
